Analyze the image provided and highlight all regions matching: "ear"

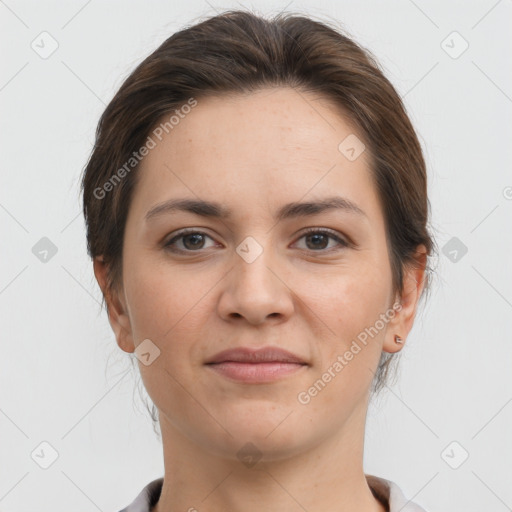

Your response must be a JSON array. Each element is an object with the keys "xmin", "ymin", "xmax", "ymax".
[
  {"xmin": 93, "ymin": 256, "xmax": 135, "ymax": 353},
  {"xmin": 383, "ymin": 245, "xmax": 428, "ymax": 354}
]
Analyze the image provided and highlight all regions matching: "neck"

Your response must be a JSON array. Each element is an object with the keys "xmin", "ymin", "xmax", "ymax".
[{"xmin": 152, "ymin": 403, "xmax": 386, "ymax": 512}]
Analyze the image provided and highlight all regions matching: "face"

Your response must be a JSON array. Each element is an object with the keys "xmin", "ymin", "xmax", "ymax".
[{"xmin": 95, "ymin": 87, "xmax": 423, "ymax": 462}]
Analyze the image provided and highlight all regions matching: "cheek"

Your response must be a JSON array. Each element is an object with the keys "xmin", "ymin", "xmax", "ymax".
[
  {"xmin": 124, "ymin": 263, "xmax": 218, "ymax": 404},
  {"xmin": 309, "ymin": 261, "xmax": 390, "ymax": 330},
  {"xmin": 295, "ymin": 275, "xmax": 388, "ymax": 416},
  {"xmin": 340, "ymin": 276, "xmax": 389, "ymax": 335},
  {"xmin": 125, "ymin": 261, "xmax": 209, "ymax": 342},
  {"xmin": 125, "ymin": 265, "xmax": 213, "ymax": 416},
  {"xmin": 300, "ymin": 262, "xmax": 391, "ymax": 372}
]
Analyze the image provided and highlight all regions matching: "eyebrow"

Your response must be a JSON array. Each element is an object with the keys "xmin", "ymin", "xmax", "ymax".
[{"xmin": 145, "ymin": 196, "xmax": 367, "ymax": 223}]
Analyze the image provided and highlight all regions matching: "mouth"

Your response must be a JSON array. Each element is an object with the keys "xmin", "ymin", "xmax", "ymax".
[{"xmin": 204, "ymin": 346, "xmax": 308, "ymax": 383}]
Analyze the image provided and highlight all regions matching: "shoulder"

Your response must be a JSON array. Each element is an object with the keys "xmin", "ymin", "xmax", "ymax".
[{"xmin": 366, "ymin": 474, "xmax": 430, "ymax": 512}]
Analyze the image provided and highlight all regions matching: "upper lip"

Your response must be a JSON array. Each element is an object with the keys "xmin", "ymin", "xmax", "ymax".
[{"xmin": 205, "ymin": 346, "xmax": 307, "ymax": 365}]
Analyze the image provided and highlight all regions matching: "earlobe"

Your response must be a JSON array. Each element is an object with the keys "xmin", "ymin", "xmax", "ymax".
[
  {"xmin": 383, "ymin": 245, "xmax": 428, "ymax": 353},
  {"xmin": 93, "ymin": 257, "xmax": 135, "ymax": 354}
]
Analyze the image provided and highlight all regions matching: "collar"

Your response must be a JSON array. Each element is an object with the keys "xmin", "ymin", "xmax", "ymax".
[{"xmin": 119, "ymin": 474, "xmax": 428, "ymax": 512}]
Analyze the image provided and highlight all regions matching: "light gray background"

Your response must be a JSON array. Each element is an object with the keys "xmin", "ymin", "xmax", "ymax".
[{"xmin": 1, "ymin": 0, "xmax": 511, "ymax": 510}]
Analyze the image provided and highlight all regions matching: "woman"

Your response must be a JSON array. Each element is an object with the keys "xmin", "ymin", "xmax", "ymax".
[{"xmin": 81, "ymin": 9, "xmax": 436, "ymax": 512}]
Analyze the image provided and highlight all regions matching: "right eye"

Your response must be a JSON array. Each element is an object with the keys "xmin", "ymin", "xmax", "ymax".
[{"xmin": 163, "ymin": 229, "xmax": 219, "ymax": 253}]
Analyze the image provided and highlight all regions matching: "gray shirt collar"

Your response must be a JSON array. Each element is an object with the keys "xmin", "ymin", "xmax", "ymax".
[{"xmin": 119, "ymin": 474, "xmax": 429, "ymax": 512}]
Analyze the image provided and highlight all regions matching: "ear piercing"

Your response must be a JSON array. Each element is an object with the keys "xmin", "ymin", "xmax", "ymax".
[{"xmin": 394, "ymin": 335, "xmax": 404, "ymax": 344}]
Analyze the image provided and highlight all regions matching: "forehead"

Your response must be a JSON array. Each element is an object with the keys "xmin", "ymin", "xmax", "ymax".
[
  {"xmin": 161, "ymin": 87, "xmax": 359, "ymax": 158},
  {"xmin": 130, "ymin": 87, "xmax": 381, "ymax": 224}
]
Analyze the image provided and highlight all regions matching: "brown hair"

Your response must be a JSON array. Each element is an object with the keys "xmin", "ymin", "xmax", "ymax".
[{"xmin": 81, "ymin": 9, "xmax": 437, "ymax": 407}]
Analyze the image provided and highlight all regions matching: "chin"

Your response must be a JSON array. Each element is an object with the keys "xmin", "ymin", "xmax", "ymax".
[{"xmin": 219, "ymin": 414, "xmax": 309, "ymax": 456}]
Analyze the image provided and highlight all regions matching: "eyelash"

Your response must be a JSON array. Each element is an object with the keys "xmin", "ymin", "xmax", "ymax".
[{"xmin": 163, "ymin": 228, "xmax": 349, "ymax": 254}]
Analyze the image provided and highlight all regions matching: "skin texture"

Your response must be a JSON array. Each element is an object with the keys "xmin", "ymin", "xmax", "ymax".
[{"xmin": 94, "ymin": 87, "xmax": 426, "ymax": 511}]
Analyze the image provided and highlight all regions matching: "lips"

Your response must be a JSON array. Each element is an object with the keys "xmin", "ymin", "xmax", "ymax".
[
  {"xmin": 205, "ymin": 346, "xmax": 308, "ymax": 383},
  {"xmin": 205, "ymin": 346, "xmax": 307, "ymax": 365}
]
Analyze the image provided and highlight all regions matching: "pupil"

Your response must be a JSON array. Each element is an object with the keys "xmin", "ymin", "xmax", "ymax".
[
  {"xmin": 308, "ymin": 233, "xmax": 327, "ymax": 249},
  {"xmin": 184, "ymin": 234, "xmax": 204, "ymax": 249}
]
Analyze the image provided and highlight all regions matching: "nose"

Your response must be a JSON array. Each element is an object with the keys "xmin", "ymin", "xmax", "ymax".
[{"xmin": 217, "ymin": 242, "xmax": 295, "ymax": 325}]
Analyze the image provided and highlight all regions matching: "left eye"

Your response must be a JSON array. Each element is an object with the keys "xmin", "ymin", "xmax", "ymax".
[
  {"xmin": 294, "ymin": 229, "xmax": 348, "ymax": 252},
  {"xmin": 163, "ymin": 228, "xmax": 348, "ymax": 253}
]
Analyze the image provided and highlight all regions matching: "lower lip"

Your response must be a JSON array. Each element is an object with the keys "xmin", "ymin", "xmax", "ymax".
[{"xmin": 206, "ymin": 362, "xmax": 307, "ymax": 383}]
